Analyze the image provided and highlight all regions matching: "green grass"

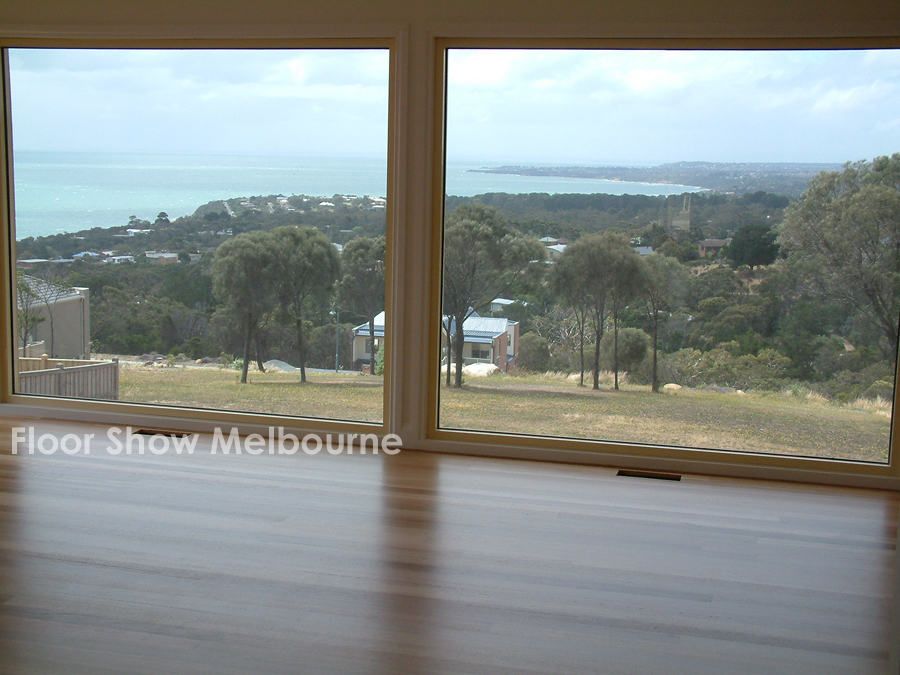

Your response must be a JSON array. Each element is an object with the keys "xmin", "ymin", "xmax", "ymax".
[{"xmin": 119, "ymin": 366, "xmax": 891, "ymax": 463}]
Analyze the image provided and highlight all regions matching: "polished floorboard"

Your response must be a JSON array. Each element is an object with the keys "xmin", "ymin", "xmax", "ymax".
[{"xmin": 0, "ymin": 418, "xmax": 897, "ymax": 675}]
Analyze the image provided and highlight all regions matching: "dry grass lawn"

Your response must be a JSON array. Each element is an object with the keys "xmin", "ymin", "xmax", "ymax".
[
  {"xmin": 120, "ymin": 366, "xmax": 385, "ymax": 423},
  {"xmin": 119, "ymin": 366, "xmax": 891, "ymax": 463}
]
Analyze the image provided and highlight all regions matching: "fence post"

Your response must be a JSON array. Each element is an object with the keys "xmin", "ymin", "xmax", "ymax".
[
  {"xmin": 41, "ymin": 353, "xmax": 48, "ymax": 369},
  {"xmin": 56, "ymin": 361, "xmax": 64, "ymax": 396}
]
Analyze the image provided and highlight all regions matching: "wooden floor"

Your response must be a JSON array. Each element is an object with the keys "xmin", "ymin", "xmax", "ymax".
[{"xmin": 0, "ymin": 418, "xmax": 897, "ymax": 675}]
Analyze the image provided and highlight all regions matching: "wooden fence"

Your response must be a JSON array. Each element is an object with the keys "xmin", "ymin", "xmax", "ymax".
[{"xmin": 17, "ymin": 358, "xmax": 119, "ymax": 400}]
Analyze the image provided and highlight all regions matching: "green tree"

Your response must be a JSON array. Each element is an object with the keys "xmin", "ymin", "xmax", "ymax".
[
  {"xmin": 600, "ymin": 327, "xmax": 649, "ymax": 375},
  {"xmin": 551, "ymin": 249, "xmax": 593, "ymax": 386},
  {"xmin": 638, "ymin": 254, "xmax": 688, "ymax": 392},
  {"xmin": 212, "ymin": 230, "xmax": 278, "ymax": 383},
  {"xmin": 554, "ymin": 234, "xmax": 611, "ymax": 390},
  {"xmin": 602, "ymin": 232, "xmax": 643, "ymax": 390},
  {"xmin": 518, "ymin": 332, "xmax": 551, "ymax": 372},
  {"xmin": 442, "ymin": 204, "xmax": 545, "ymax": 387},
  {"xmin": 725, "ymin": 223, "xmax": 779, "ymax": 269},
  {"xmin": 338, "ymin": 235, "xmax": 385, "ymax": 373},
  {"xmin": 780, "ymin": 155, "xmax": 900, "ymax": 358},
  {"xmin": 271, "ymin": 226, "xmax": 341, "ymax": 382}
]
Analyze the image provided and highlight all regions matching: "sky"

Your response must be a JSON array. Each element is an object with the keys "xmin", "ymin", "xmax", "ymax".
[
  {"xmin": 8, "ymin": 49, "xmax": 391, "ymax": 158},
  {"xmin": 8, "ymin": 48, "xmax": 900, "ymax": 165},
  {"xmin": 447, "ymin": 49, "xmax": 900, "ymax": 165}
]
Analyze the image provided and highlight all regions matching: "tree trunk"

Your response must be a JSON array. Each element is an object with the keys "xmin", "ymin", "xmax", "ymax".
[
  {"xmin": 368, "ymin": 316, "xmax": 376, "ymax": 375},
  {"xmin": 454, "ymin": 316, "xmax": 466, "ymax": 388},
  {"xmin": 651, "ymin": 311, "xmax": 659, "ymax": 393},
  {"xmin": 240, "ymin": 314, "xmax": 252, "ymax": 384},
  {"xmin": 255, "ymin": 336, "xmax": 266, "ymax": 373},
  {"xmin": 48, "ymin": 311, "xmax": 55, "ymax": 357},
  {"xmin": 444, "ymin": 322, "xmax": 452, "ymax": 386},
  {"xmin": 578, "ymin": 312, "xmax": 585, "ymax": 387},
  {"xmin": 613, "ymin": 304, "xmax": 619, "ymax": 391},
  {"xmin": 297, "ymin": 317, "xmax": 306, "ymax": 383},
  {"xmin": 592, "ymin": 308, "xmax": 601, "ymax": 390}
]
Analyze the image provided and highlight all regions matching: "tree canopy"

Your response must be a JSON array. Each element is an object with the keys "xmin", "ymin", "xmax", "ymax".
[
  {"xmin": 339, "ymin": 235, "xmax": 385, "ymax": 373},
  {"xmin": 725, "ymin": 223, "xmax": 779, "ymax": 269},
  {"xmin": 212, "ymin": 230, "xmax": 278, "ymax": 383},
  {"xmin": 271, "ymin": 226, "xmax": 341, "ymax": 382},
  {"xmin": 780, "ymin": 154, "xmax": 900, "ymax": 358},
  {"xmin": 442, "ymin": 203, "xmax": 545, "ymax": 387}
]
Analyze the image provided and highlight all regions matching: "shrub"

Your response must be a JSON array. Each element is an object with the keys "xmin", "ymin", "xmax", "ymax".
[
  {"xmin": 600, "ymin": 328, "xmax": 649, "ymax": 375},
  {"xmin": 518, "ymin": 332, "xmax": 551, "ymax": 372},
  {"xmin": 660, "ymin": 346, "xmax": 791, "ymax": 391}
]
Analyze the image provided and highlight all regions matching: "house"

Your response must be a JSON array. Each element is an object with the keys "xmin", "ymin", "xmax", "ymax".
[
  {"xmin": 145, "ymin": 252, "xmax": 179, "ymax": 264},
  {"xmin": 545, "ymin": 243, "xmax": 567, "ymax": 260},
  {"xmin": 698, "ymin": 238, "xmax": 732, "ymax": 257},
  {"xmin": 105, "ymin": 255, "xmax": 135, "ymax": 264},
  {"xmin": 16, "ymin": 258, "xmax": 49, "ymax": 269},
  {"xmin": 634, "ymin": 245, "xmax": 654, "ymax": 256},
  {"xmin": 447, "ymin": 313, "xmax": 519, "ymax": 371},
  {"xmin": 490, "ymin": 297, "xmax": 515, "ymax": 312},
  {"xmin": 350, "ymin": 310, "xmax": 386, "ymax": 368},
  {"xmin": 17, "ymin": 275, "xmax": 90, "ymax": 359},
  {"xmin": 352, "ymin": 311, "xmax": 520, "ymax": 372}
]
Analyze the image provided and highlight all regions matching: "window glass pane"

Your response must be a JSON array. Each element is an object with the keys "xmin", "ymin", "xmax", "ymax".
[
  {"xmin": 439, "ymin": 49, "xmax": 900, "ymax": 463},
  {"xmin": 10, "ymin": 48, "xmax": 388, "ymax": 423}
]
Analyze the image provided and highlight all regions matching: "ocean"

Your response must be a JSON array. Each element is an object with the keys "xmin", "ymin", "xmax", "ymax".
[{"xmin": 12, "ymin": 151, "xmax": 699, "ymax": 240}]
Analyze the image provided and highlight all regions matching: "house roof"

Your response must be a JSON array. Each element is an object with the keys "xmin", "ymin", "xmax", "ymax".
[
  {"xmin": 352, "ymin": 311, "xmax": 387, "ymax": 338},
  {"xmin": 353, "ymin": 311, "xmax": 516, "ymax": 344},
  {"xmin": 18, "ymin": 275, "xmax": 85, "ymax": 307}
]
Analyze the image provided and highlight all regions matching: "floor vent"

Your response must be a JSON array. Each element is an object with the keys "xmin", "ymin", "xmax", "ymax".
[
  {"xmin": 134, "ymin": 428, "xmax": 193, "ymax": 438},
  {"xmin": 616, "ymin": 469, "xmax": 682, "ymax": 481}
]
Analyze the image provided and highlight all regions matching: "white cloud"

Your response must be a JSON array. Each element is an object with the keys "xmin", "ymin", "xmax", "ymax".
[
  {"xmin": 446, "ymin": 49, "xmax": 900, "ymax": 163},
  {"xmin": 9, "ymin": 49, "xmax": 390, "ymax": 156}
]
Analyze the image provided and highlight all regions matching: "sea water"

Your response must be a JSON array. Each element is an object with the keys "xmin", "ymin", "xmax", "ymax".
[{"xmin": 12, "ymin": 151, "xmax": 699, "ymax": 240}]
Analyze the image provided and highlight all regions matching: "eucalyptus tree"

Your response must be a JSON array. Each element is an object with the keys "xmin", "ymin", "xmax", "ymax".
[
  {"xmin": 338, "ymin": 235, "xmax": 385, "ymax": 374},
  {"xmin": 638, "ymin": 254, "xmax": 688, "ymax": 392},
  {"xmin": 601, "ymin": 232, "xmax": 643, "ymax": 390},
  {"xmin": 212, "ymin": 230, "xmax": 278, "ymax": 384},
  {"xmin": 271, "ymin": 226, "xmax": 341, "ymax": 383},
  {"xmin": 553, "ymin": 232, "xmax": 640, "ymax": 390},
  {"xmin": 551, "ymin": 244, "xmax": 593, "ymax": 386},
  {"xmin": 442, "ymin": 204, "xmax": 545, "ymax": 387},
  {"xmin": 780, "ymin": 154, "xmax": 900, "ymax": 359}
]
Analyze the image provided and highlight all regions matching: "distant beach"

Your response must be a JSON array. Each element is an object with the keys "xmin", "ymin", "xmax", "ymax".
[{"xmin": 12, "ymin": 151, "xmax": 699, "ymax": 240}]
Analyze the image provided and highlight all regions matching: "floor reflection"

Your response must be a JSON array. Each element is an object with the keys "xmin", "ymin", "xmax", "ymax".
[{"xmin": 378, "ymin": 451, "xmax": 440, "ymax": 675}]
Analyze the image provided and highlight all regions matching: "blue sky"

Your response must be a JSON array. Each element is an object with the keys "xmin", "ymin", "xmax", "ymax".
[{"xmin": 9, "ymin": 48, "xmax": 900, "ymax": 165}]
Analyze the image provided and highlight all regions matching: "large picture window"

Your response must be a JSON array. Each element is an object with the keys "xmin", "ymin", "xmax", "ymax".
[
  {"xmin": 437, "ymin": 49, "xmax": 900, "ymax": 463},
  {"xmin": 8, "ymin": 48, "xmax": 390, "ymax": 424}
]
